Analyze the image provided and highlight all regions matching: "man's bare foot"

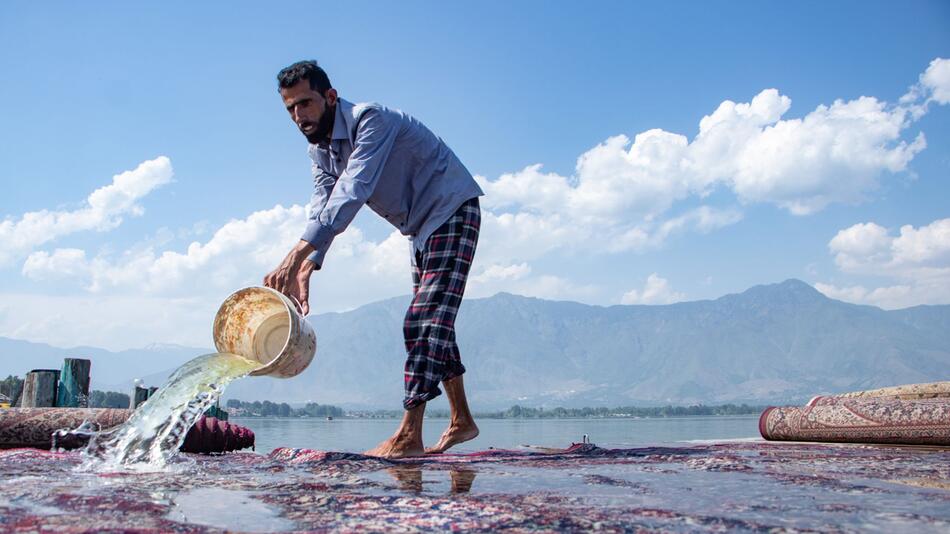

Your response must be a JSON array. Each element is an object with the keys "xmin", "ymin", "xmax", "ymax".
[
  {"xmin": 425, "ymin": 422, "xmax": 479, "ymax": 454},
  {"xmin": 365, "ymin": 434, "xmax": 426, "ymax": 459}
]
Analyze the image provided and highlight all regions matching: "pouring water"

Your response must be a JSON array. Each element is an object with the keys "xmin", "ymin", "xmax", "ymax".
[{"xmin": 61, "ymin": 287, "xmax": 316, "ymax": 470}]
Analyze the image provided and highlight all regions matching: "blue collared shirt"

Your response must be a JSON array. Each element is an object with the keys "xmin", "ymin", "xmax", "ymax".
[{"xmin": 301, "ymin": 98, "xmax": 483, "ymax": 268}]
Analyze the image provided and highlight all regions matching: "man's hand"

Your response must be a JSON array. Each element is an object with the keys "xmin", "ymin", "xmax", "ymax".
[
  {"xmin": 264, "ymin": 240, "xmax": 316, "ymax": 315},
  {"xmin": 291, "ymin": 259, "xmax": 315, "ymax": 315}
]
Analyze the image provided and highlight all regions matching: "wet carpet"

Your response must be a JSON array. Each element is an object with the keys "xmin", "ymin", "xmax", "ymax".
[{"xmin": 0, "ymin": 441, "xmax": 948, "ymax": 532}]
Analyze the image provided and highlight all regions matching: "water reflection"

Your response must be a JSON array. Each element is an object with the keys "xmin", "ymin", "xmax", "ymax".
[
  {"xmin": 386, "ymin": 465, "xmax": 478, "ymax": 494},
  {"xmin": 449, "ymin": 467, "xmax": 476, "ymax": 493}
]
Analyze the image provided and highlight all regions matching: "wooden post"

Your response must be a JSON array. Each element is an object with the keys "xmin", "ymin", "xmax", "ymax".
[
  {"xmin": 22, "ymin": 369, "xmax": 60, "ymax": 408},
  {"xmin": 130, "ymin": 386, "xmax": 149, "ymax": 409},
  {"xmin": 56, "ymin": 358, "xmax": 92, "ymax": 407}
]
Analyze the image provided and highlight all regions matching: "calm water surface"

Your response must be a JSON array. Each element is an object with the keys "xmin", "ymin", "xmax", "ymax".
[{"xmin": 232, "ymin": 415, "xmax": 761, "ymax": 454}]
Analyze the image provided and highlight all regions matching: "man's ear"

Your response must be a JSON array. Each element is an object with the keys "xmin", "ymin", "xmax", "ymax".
[{"xmin": 325, "ymin": 88, "xmax": 339, "ymax": 106}]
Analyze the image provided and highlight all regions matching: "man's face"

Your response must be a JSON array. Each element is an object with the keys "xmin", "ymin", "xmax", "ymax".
[{"xmin": 280, "ymin": 81, "xmax": 337, "ymax": 144}]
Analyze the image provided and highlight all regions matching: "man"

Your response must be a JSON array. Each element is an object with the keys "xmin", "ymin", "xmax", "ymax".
[{"xmin": 264, "ymin": 60, "xmax": 483, "ymax": 459}]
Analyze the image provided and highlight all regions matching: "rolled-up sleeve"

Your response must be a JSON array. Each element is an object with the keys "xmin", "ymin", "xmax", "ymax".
[
  {"xmin": 305, "ymin": 164, "xmax": 336, "ymax": 268},
  {"xmin": 301, "ymin": 108, "xmax": 399, "ymax": 254}
]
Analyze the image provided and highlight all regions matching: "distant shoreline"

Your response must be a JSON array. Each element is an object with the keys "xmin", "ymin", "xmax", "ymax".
[
  {"xmin": 230, "ymin": 403, "xmax": 767, "ymax": 420},
  {"xmin": 231, "ymin": 413, "xmax": 764, "ymax": 420}
]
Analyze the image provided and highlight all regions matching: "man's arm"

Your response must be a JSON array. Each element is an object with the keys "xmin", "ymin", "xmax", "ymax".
[
  {"xmin": 266, "ymin": 107, "xmax": 399, "ymax": 313},
  {"xmin": 299, "ymin": 107, "xmax": 399, "ymax": 253},
  {"xmin": 263, "ymin": 166, "xmax": 335, "ymax": 314},
  {"xmin": 304, "ymin": 166, "xmax": 337, "ymax": 269}
]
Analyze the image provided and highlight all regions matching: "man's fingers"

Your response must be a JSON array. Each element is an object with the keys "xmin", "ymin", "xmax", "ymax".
[{"xmin": 297, "ymin": 276, "xmax": 310, "ymax": 316}]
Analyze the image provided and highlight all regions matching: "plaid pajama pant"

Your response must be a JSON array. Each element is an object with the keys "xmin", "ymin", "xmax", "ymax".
[{"xmin": 403, "ymin": 197, "xmax": 480, "ymax": 410}]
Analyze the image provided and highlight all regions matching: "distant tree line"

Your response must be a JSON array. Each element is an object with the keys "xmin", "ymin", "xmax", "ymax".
[
  {"xmin": 350, "ymin": 403, "xmax": 765, "ymax": 419},
  {"xmin": 225, "ymin": 399, "xmax": 344, "ymax": 418},
  {"xmin": 89, "ymin": 390, "xmax": 131, "ymax": 408},
  {"xmin": 1, "ymin": 375, "xmax": 24, "ymax": 405},
  {"xmin": 490, "ymin": 404, "xmax": 765, "ymax": 418}
]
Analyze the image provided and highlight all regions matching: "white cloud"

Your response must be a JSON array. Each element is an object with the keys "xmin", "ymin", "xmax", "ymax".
[
  {"xmin": 472, "ymin": 57, "xmax": 944, "ymax": 268},
  {"xmin": 516, "ymin": 275, "xmax": 600, "ymax": 301},
  {"xmin": 817, "ymin": 217, "xmax": 950, "ymax": 308},
  {"xmin": 829, "ymin": 218, "xmax": 950, "ymax": 277},
  {"xmin": 911, "ymin": 57, "xmax": 950, "ymax": 106},
  {"xmin": 0, "ymin": 156, "xmax": 173, "ymax": 265},
  {"xmin": 22, "ymin": 248, "xmax": 89, "ymax": 279},
  {"xmin": 22, "ymin": 203, "xmax": 305, "ymax": 292},
  {"xmin": 469, "ymin": 262, "xmax": 532, "ymax": 285},
  {"xmin": 921, "ymin": 58, "xmax": 950, "ymax": 104},
  {"xmin": 726, "ymin": 95, "xmax": 925, "ymax": 214},
  {"xmin": 813, "ymin": 282, "xmax": 921, "ymax": 310},
  {"xmin": 900, "ymin": 58, "xmax": 950, "ymax": 119},
  {"xmin": 484, "ymin": 274, "xmax": 599, "ymax": 302},
  {"xmin": 621, "ymin": 273, "xmax": 686, "ymax": 305},
  {"xmin": 827, "ymin": 222, "xmax": 893, "ymax": 271},
  {"xmin": 20, "ymin": 202, "xmax": 412, "ymax": 313},
  {"xmin": 654, "ymin": 206, "xmax": 744, "ymax": 242},
  {"xmin": 465, "ymin": 262, "xmax": 599, "ymax": 302}
]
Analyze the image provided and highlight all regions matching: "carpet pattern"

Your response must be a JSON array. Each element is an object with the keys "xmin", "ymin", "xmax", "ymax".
[
  {"xmin": 0, "ymin": 408, "xmax": 254, "ymax": 453},
  {"xmin": 0, "ymin": 441, "xmax": 947, "ymax": 532},
  {"xmin": 760, "ymin": 397, "xmax": 950, "ymax": 445},
  {"xmin": 829, "ymin": 381, "xmax": 950, "ymax": 401},
  {"xmin": 0, "ymin": 408, "xmax": 130, "ymax": 449}
]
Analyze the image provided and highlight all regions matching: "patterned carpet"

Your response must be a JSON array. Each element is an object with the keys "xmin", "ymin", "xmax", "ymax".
[
  {"xmin": 760, "ymin": 382, "xmax": 950, "ymax": 446},
  {"xmin": 832, "ymin": 381, "xmax": 950, "ymax": 401},
  {"xmin": 0, "ymin": 441, "xmax": 947, "ymax": 532},
  {"xmin": 0, "ymin": 409, "xmax": 254, "ymax": 453}
]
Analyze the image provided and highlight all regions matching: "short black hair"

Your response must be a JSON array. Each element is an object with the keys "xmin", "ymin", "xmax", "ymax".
[{"xmin": 277, "ymin": 60, "xmax": 332, "ymax": 94}]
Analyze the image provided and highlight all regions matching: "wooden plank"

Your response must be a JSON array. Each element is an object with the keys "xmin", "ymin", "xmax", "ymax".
[
  {"xmin": 21, "ymin": 370, "xmax": 60, "ymax": 408},
  {"xmin": 56, "ymin": 358, "xmax": 92, "ymax": 408}
]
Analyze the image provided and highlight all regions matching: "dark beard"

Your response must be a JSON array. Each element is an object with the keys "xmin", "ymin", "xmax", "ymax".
[{"xmin": 302, "ymin": 104, "xmax": 335, "ymax": 144}]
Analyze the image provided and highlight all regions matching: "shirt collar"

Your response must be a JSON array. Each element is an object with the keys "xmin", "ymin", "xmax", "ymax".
[
  {"xmin": 307, "ymin": 98, "xmax": 351, "ymax": 159},
  {"xmin": 330, "ymin": 99, "xmax": 350, "ymax": 142}
]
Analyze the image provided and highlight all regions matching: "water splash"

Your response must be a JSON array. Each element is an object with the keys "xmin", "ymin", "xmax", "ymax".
[{"xmin": 72, "ymin": 352, "xmax": 258, "ymax": 471}]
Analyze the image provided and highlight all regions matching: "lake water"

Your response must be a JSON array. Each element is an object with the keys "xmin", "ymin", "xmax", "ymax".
[{"xmin": 232, "ymin": 415, "xmax": 762, "ymax": 454}]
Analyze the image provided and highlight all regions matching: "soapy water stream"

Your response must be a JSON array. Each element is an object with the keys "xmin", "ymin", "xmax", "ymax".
[{"xmin": 54, "ymin": 352, "xmax": 259, "ymax": 471}]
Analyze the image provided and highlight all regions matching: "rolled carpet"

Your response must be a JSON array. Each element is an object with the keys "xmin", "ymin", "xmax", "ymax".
[
  {"xmin": 0, "ymin": 408, "xmax": 254, "ymax": 453},
  {"xmin": 0, "ymin": 408, "xmax": 130, "ymax": 449},
  {"xmin": 826, "ymin": 381, "xmax": 950, "ymax": 401},
  {"xmin": 760, "ymin": 397, "xmax": 950, "ymax": 446}
]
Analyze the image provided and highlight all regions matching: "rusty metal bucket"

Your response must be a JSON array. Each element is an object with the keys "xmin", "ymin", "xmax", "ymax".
[{"xmin": 212, "ymin": 286, "xmax": 316, "ymax": 378}]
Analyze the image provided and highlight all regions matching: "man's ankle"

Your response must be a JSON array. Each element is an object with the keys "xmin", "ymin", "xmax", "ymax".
[{"xmin": 450, "ymin": 416, "xmax": 475, "ymax": 428}]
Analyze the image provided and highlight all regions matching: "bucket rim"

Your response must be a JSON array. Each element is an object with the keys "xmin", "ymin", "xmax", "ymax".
[{"xmin": 212, "ymin": 286, "xmax": 296, "ymax": 373}]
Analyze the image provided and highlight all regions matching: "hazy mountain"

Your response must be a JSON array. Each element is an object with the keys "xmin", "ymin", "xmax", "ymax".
[
  {"xmin": 4, "ymin": 279, "xmax": 948, "ymax": 409},
  {"xmin": 223, "ymin": 279, "xmax": 950, "ymax": 408}
]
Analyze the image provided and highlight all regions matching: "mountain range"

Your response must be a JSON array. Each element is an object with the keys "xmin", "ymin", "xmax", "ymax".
[{"xmin": 3, "ymin": 279, "xmax": 948, "ymax": 409}]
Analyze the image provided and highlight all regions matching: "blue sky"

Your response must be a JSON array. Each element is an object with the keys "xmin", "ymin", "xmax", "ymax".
[{"xmin": 1, "ymin": 1, "xmax": 948, "ymax": 349}]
